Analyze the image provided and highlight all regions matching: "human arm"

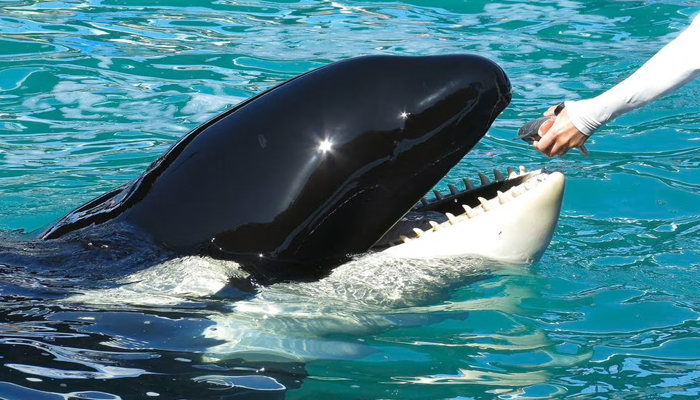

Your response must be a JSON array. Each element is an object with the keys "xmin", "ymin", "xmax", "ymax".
[{"xmin": 535, "ymin": 14, "xmax": 700, "ymax": 157}]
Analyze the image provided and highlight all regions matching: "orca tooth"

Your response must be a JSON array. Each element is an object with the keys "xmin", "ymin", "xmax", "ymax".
[
  {"xmin": 400, "ymin": 235, "xmax": 410, "ymax": 243},
  {"xmin": 433, "ymin": 190, "xmax": 443, "ymax": 201},
  {"xmin": 462, "ymin": 204, "xmax": 477, "ymax": 218},
  {"xmin": 463, "ymin": 178, "xmax": 474, "ymax": 190},
  {"xmin": 519, "ymin": 165, "xmax": 527, "ymax": 174},
  {"xmin": 497, "ymin": 190, "xmax": 508, "ymax": 204},
  {"xmin": 507, "ymin": 166, "xmax": 517, "ymax": 178},
  {"xmin": 445, "ymin": 212, "xmax": 458, "ymax": 224},
  {"xmin": 420, "ymin": 197, "xmax": 429, "ymax": 206},
  {"xmin": 478, "ymin": 196, "xmax": 493, "ymax": 211},
  {"xmin": 448, "ymin": 184, "xmax": 459, "ymax": 195},
  {"xmin": 524, "ymin": 181, "xmax": 534, "ymax": 190},
  {"xmin": 412, "ymin": 228, "xmax": 425, "ymax": 237},
  {"xmin": 494, "ymin": 169, "xmax": 505, "ymax": 181},
  {"xmin": 429, "ymin": 221, "xmax": 441, "ymax": 231},
  {"xmin": 478, "ymin": 172, "xmax": 490, "ymax": 186},
  {"xmin": 511, "ymin": 186, "xmax": 522, "ymax": 197}
]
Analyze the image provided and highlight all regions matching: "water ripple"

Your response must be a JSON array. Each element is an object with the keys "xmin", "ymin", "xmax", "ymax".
[{"xmin": 2, "ymin": 0, "xmax": 700, "ymax": 399}]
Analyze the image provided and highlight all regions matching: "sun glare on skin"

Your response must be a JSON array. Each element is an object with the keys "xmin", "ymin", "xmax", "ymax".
[
  {"xmin": 319, "ymin": 139, "xmax": 333, "ymax": 152},
  {"xmin": 399, "ymin": 111, "xmax": 409, "ymax": 119}
]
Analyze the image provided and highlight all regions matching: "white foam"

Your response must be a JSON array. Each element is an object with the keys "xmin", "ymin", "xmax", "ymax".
[{"xmin": 66, "ymin": 256, "xmax": 246, "ymax": 306}]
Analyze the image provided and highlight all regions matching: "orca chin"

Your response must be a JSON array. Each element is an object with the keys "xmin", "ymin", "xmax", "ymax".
[
  {"xmin": 33, "ymin": 54, "xmax": 562, "ymax": 285},
  {"xmin": 378, "ymin": 166, "xmax": 565, "ymax": 264}
]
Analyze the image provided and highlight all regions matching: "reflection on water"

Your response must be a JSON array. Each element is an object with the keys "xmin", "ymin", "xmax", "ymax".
[{"xmin": 2, "ymin": 0, "xmax": 700, "ymax": 399}]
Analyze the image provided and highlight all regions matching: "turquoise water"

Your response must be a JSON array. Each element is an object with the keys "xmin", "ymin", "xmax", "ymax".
[{"xmin": 2, "ymin": 0, "xmax": 700, "ymax": 399}]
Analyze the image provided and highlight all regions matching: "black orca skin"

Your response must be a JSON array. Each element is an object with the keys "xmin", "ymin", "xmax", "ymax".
[{"xmin": 39, "ymin": 55, "xmax": 511, "ymax": 283}]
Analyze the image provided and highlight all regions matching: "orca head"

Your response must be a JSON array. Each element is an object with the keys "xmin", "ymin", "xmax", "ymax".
[
  {"xmin": 39, "ymin": 55, "xmax": 512, "ymax": 283},
  {"xmin": 206, "ymin": 55, "xmax": 512, "ymax": 281}
]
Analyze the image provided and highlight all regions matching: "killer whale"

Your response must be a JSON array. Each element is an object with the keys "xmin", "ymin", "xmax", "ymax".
[
  {"xmin": 0, "ymin": 54, "xmax": 572, "ymax": 400},
  {"xmin": 37, "ymin": 54, "xmax": 512, "ymax": 284}
]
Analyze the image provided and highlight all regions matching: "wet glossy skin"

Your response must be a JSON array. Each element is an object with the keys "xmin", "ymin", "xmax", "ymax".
[{"xmin": 39, "ymin": 55, "xmax": 511, "ymax": 282}]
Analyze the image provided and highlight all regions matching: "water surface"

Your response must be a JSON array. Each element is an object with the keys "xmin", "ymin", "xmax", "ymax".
[{"xmin": 1, "ymin": 0, "xmax": 700, "ymax": 399}]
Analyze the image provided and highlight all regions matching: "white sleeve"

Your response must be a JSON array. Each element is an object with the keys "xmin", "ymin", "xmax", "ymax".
[{"xmin": 565, "ymin": 14, "xmax": 700, "ymax": 136}]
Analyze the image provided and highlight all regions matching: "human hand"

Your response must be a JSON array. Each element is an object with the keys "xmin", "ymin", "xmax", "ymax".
[{"xmin": 533, "ymin": 105, "xmax": 590, "ymax": 157}]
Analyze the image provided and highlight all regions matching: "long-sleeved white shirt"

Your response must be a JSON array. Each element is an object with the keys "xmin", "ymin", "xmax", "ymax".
[{"xmin": 565, "ymin": 14, "xmax": 700, "ymax": 135}]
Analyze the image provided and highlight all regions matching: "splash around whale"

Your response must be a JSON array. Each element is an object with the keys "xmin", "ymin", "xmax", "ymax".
[{"xmin": 3, "ymin": 54, "xmax": 564, "ymax": 289}]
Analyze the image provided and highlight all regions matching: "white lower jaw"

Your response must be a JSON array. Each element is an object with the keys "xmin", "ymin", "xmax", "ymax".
[{"xmin": 382, "ymin": 169, "xmax": 566, "ymax": 264}]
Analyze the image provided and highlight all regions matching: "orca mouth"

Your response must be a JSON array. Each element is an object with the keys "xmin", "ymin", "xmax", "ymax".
[{"xmin": 373, "ymin": 167, "xmax": 557, "ymax": 249}]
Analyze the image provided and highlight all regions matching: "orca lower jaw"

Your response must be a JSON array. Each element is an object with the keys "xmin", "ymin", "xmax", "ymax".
[{"xmin": 376, "ymin": 167, "xmax": 566, "ymax": 264}]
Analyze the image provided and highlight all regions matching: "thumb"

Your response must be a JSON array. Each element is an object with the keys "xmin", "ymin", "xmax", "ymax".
[{"xmin": 543, "ymin": 105, "xmax": 558, "ymax": 117}]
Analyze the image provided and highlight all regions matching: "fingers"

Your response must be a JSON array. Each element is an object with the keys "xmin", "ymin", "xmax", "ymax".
[
  {"xmin": 536, "ymin": 138, "xmax": 586, "ymax": 158},
  {"xmin": 533, "ymin": 140, "xmax": 558, "ymax": 158},
  {"xmin": 537, "ymin": 140, "xmax": 588, "ymax": 158},
  {"xmin": 532, "ymin": 107, "xmax": 590, "ymax": 158},
  {"xmin": 533, "ymin": 140, "xmax": 546, "ymax": 156},
  {"xmin": 550, "ymin": 141, "xmax": 566, "ymax": 157},
  {"xmin": 534, "ymin": 116, "xmax": 559, "ymax": 157},
  {"xmin": 533, "ymin": 131, "xmax": 555, "ymax": 156},
  {"xmin": 543, "ymin": 105, "xmax": 557, "ymax": 117},
  {"xmin": 537, "ymin": 118, "xmax": 555, "ymax": 136}
]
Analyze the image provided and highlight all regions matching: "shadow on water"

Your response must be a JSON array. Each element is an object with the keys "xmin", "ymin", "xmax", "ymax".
[
  {"xmin": 0, "ymin": 298, "xmax": 309, "ymax": 399},
  {"xmin": 0, "ymin": 227, "xmax": 311, "ymax": 399}
]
